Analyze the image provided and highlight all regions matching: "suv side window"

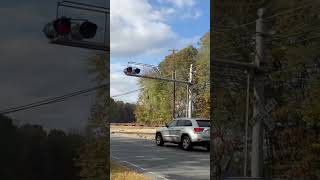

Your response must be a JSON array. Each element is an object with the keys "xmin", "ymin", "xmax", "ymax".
[
  {"xmin": 168, "ymin": 120, "xmax": 177, "ymax": 127},
  {"xmin": 185, "ymin": 120, "xmax": 192, "ymax": 126},
  {"xmin": 176, "ymin": 120, "xmax": 185, "ymax": 127}
]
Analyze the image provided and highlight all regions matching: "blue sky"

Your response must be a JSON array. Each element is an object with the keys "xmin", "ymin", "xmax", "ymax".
[{"xmin": 110, "ymin": 0, "xmax": 210, "ymax": 103}]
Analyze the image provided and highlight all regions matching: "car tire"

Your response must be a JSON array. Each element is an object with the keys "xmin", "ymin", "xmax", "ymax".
[
  {"xmin": 156, "ymin": 133, "xmax": 164, "ymax": 146},
  {"xmin": 181, "ymin": 135, "xmax": 193, "ymax": 151}
]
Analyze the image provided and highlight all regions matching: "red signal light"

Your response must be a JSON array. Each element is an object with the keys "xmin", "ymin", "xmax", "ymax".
[
  {"xmin": 53, "ymin": 17, "xmax": 71, "ymax": 35},
  {"xmin": 126, "ymin": 67, "xmax": 133, "ymax": 73}
]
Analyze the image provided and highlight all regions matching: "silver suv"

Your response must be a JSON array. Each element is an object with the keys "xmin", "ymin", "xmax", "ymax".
[{"xmin": 155, "ymin": 118, "xmax": 210, "ymax": 151}]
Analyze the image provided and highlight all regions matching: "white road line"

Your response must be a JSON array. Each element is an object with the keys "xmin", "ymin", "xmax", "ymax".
[
  {"xmin": 111, "ymin": 155, "xmax": 169, "ymax": 180},
  {"xmin": 112, "ymin": 156, "xmax": 120, "ymax": 160},
  {"xmin": 135, "ymin": 156, "xmax": 145, "ymax": 158}
]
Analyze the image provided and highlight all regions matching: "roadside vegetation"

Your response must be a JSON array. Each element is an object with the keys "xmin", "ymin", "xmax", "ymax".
[
  {"xmin": 0, "ymin": 114, "xmax": 83, "ymax": 180},
  {"xmin": 212, "ymin": 0, "xmax": 320, "ymax": 179},
  {"xmin": 111, "ymin": 161, "xmax": 151, "ymax": 180},
  {"xmin": 135, "ymin": 32, "xmax": 210, "ymax": 126}
]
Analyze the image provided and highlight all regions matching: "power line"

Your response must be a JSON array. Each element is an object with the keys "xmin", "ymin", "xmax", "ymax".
[
  {"xmin": 266, "ymin": 26, "xmax": 320, "ymax": 43},
  {"xmin": 213, "ymin": 20, "xmax": 257, "ymax": 33},
  {"xmin": 264, "ymin": 1, "xmax": 316, "ymax": 20},
  {"xmin": 213, "ymin": 2, "xmax": 318, "ymax": 33},
  {"xmin": 111, "ymin": 88, "xmax": 143, "ymax": 98},
  {"xmin": 0, "ymin": 85, "xmax": 146, "ymax": 114},
  {"xmin": 0, "ymin": 84, "xmax": 107, "ymax": 115},
  {"xmin": 268, "ymin": 34, "xmax": 320, "ymax": 48}
]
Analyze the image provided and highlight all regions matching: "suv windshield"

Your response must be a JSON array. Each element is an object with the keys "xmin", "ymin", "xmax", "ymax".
[{"xmin": 196, "ymin": 120, "xmax": 210, "ymax": 127}]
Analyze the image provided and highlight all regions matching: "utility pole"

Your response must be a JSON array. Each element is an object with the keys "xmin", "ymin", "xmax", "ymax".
[
  {"xmin": 251, "ymin": 8, "xmax": 266, "ymax": 178},
  {"xmin": 211, "ymin": 8, "xmax": 267, "ymax": 178},
  {"xmin": 169, "ymin": 49, "xmax": 178, "ymax": 118},
  {"xmin": 188, "ymin": 64, "xmax": 193, "ymax": 118},
  {"xmin": 244, "ymin": 70, "xmax": 250, "ymax": 176}
]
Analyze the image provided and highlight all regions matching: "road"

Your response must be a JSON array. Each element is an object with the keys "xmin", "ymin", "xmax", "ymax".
[{"xmin": 111, "ymin": 134, "xmax": 210, "ymax": 180}]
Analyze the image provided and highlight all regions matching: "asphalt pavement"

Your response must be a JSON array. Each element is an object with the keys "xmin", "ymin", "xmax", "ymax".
[{"xmin": 111, "ymin": 134, "xmax": 210, "ymax": 180}]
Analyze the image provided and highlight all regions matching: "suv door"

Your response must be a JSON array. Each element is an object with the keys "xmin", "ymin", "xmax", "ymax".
[
  {"xmin": 172, "ymin": 120, "xmax": 185, "ymax": 142},
  {"xmin": 162, "ymin": 120, "xmax": 177, "ymax": 142}
]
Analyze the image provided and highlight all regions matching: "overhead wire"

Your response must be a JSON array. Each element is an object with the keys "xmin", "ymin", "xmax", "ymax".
[
  {"xmin": 0, "ymin": 85, "xmax": 146, "ymax": 115},
  {"xmin": 265, "ymin": 26, "xmax": 320, "ymax": 43},
  {"xmin": 111, "ymin": 88, "xmax": 143, "ymax": 98},
  {"xmin": 213, "ymin": 1, "xmax": 318, "ymax": 33},
  {"xmin": 0, "ymin": 84, "xmax": 107, "ymax": 115},
  {"xmin": 264, "ymin": 1, "xmax": 316, "ymax": 21}
]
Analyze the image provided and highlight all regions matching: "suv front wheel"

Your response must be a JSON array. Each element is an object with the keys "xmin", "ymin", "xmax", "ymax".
[
  {"xmin": 181, "ymin": 135, "xmax": 193, "ymax": 150},
  {"xmin": 156, "ymin": 133, "xmax": 164, "ymax": 146}
]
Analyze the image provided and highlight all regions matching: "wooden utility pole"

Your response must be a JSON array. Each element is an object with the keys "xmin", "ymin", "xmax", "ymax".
[
  {"xmin": 169, "ymin": 49, "xmax": 178, "ymax": 118},
  {"xmin": 211, "ymin": 8, "xmax": 267, "ymax": 178},
  {"xmin": 251, "ymin": 8, "xmax": 266, "ymax": 177}
]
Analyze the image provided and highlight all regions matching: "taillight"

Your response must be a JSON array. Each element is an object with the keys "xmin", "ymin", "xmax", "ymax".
[{"xmin": 194, "ymin": 128, "xmax": 204, "ymax": 133}]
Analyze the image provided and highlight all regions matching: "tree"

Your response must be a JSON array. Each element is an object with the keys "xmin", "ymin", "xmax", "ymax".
[
  {"xmin": 77, "ymin": 52, "xmax": 109, "ymax": 180},
  {"xmin": 212, "ymin": 0, "xmax": 320, "ymax": 178},
  {"xmin": 0, "ymin": 115, "xmax": 83, "ymax": 180},
  {"xmin": 194, "ymin": 32, "xmax": 210, "ymax": 118},
  {"xmin": 135, "ymin": 46, "xmax": 199, "ymax": 125}
]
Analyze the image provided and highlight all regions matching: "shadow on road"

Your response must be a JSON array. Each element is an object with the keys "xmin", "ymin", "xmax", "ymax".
[{"xmin": 163, "ymin": 143, "xmax": 209, "ymax": 153}]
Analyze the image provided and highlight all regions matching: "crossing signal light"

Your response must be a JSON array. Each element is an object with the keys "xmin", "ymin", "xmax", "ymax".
[
  {"xmin": 134, "ymin": 68, "xmax": 140, "ymax": 74},
  {"xmin": 43, "ymin": 17, "xmax": 98, "ymax": 40},
  {"xmin": 124, "ymin": 67, "xmax": 141, "ymax": 75},
  {"xmin": 80, "ymin": 21, "xmax": 97, "ymax": 39},
  {"xmin": 126, "ymin": 67, "xmax": 133, "ymax": 73},
  {"xmin": 54, "ymin": 17, "xmax": 71, "ymax": 35}
]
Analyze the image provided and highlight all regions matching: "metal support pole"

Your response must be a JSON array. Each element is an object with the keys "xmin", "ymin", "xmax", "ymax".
[
  {"xmin": 172, "ymin": 71, "xmax": 175, "ymax": 119},
  {"xmin": 244, "ymin": 70, "xmax": 250, "ymax": 176},
  {"xmin": 251, "ymin": 8, "xmax": 266, "ymax": 178},
  {"xmin": 186, "ymin": 85, "xmax": 189, "ymax": 117},
  {"xmin": 173, "ymin": 50, "xmax": 176, "ymax": 118}
]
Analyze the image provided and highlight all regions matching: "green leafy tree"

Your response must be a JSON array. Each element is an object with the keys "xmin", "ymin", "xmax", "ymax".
[
  {"xmin": 212, "ymin": 0, "xmax": 320, "ymax": 178},
  {"xmin": 135, "ymin": 45, "xmax": 201, "ymax": 125},
  {"xmin": 77, "ymin": 53, "xmax": 109, "ymax": 180}
]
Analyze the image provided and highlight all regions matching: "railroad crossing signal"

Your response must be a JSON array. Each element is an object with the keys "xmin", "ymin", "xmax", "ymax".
[
  {"xmin": 43, "ymin": 1, "xmax": 109, "ymax": 51},
  {"xmin": 124, "ymin": 66, "xmax": 141, "ymax": 75},
  {"xmin": 43, "ymin": 17, "xmax": 98, "ymax": 40}
]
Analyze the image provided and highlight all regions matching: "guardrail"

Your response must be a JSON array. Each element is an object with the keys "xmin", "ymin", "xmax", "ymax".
[{"xmin": 110, "ymin": 123, "xmax": 165, "ymax": 127}]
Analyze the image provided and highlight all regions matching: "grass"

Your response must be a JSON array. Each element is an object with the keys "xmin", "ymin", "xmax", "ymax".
[{"xmin": 110, "ymin": 161, "xmax": 151, "ymax": 180}]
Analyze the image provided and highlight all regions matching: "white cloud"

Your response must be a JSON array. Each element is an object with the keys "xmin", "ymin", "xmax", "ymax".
[
  {"xmin": 110, "ymin": 0, "xmax": 177, "ymax": 57},
  {"xmin": 159, "ymin": 0, "xmax": 196, "ymax": 8},
  {"xmin": 160, "ymin": 7, "xmax": 176, "ymax": 15},
  {"xmin": 180, "ymin": 9, "xmax": 203, "ymax": 20},
  {"xmin": 110, "ymin": 0, "xmax": 206, "ymax": 103}
]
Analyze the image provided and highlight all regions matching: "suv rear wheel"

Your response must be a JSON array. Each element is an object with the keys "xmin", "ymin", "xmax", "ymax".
[
  {"xmin": 156, "ymin": 133, "xmax": 164, "ymax": 146},
  {"xmin": 181, "ymin": 135, "xmax": 193, "ymax": 150}
]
